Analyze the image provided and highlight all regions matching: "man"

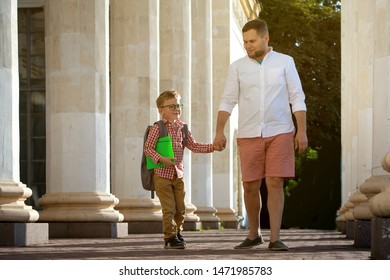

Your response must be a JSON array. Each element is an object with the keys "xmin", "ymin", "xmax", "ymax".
[{"xmin": 213, "ymin": 19, "xmax": 308, "ymax": 251}]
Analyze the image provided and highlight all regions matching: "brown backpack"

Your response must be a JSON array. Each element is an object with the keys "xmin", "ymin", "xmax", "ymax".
[{"xmin": 141, "ymin": 120, "xmax": 188, "ymax": 193}]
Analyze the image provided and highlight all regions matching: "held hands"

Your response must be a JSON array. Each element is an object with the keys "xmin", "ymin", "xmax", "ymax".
[
  {"xmin": 213, "ymin": 142, "xmax": 226, "ymax": 152},
  {"xmin": 213, "ymin": 132, "xmax": 227, "ymax": 152}
]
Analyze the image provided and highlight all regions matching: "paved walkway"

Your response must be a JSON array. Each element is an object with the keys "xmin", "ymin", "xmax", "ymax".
[{"xmin": 0, "ymin": 228, "xmax": 371, "ymax": 260}]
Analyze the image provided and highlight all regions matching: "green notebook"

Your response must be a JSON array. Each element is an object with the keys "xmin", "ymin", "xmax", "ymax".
[{"xmin": 146, "ymin": 135, "xmax": 175, "ymax": 170}]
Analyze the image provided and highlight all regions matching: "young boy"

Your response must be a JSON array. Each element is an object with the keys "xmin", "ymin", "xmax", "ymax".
[{"xmin": 144, "ymin": 90, "xmax": 222, "ymax": 249}]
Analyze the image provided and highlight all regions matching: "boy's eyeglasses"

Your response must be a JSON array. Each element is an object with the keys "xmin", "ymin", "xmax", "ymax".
[{"xmin": 161, "ymin": 104, "xmax": 183, "ymax": 111}]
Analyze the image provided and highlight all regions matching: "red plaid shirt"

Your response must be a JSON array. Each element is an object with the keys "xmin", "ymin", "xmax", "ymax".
[{"xmin": 144, "ymin": 119, "xmax": 214, "ymax": 179}]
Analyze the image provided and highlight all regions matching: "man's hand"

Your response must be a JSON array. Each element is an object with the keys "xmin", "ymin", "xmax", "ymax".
[
  {"xmin": 293, "ymin": 111, "xmax": 308, "ymax": 154},
  {"xmin": 213, "ymin": 132, "xmax": 227, "ymax": 151},
  {"xmin": 213, "ymin": 141, "xmax": 226, "ymax": 151},
  {"xmin": 294, "ymin": 131, "xmax": 308, "ymax": 154}
]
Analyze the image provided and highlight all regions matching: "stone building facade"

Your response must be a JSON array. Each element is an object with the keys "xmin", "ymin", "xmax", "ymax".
[
  {"xmin": 339, "ymin": 0, "xmax": 390, "ymax": 259},
  {"xmin": 2, "ymin": 0, "xmax": 390, "ymax": 258},
  {"xmin": 1, "ymin": 0, "xmax": 263, "ymax": 243}
]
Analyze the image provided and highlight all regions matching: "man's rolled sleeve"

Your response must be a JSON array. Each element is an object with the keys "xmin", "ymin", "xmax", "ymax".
[
  {"xmin": 218, "ymin": 103, "xmax": 235, "ymax": 114},
  {"xmin": 286, "ymin": 58, "xmax": 307, "ymax": 113},
  {"xmin": 218, "ymin": 65, "xmax": 239, "ymax": 114},
  {"xmin": 291, "ymin": 102, "xmax": 307, "ymax": 113}
]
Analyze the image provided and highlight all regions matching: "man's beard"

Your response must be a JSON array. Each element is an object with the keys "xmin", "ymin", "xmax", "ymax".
[{"xmin": 248, "ymin": 50, "xmax": 266, "ymax": 59}]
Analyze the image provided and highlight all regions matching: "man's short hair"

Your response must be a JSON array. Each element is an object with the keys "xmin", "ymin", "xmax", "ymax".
[{"xmin": 242, "ymin": 19, "xmax": 268, "ymax": 36}]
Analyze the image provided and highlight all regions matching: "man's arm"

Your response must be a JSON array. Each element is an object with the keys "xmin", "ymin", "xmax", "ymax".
[
  {"xmin": 213, "ymin": 111, "xmax": 231, "ymax": 150},
  {"xmin": 293, "ymin": 110, "xmax": 308, "ymax": 154}
]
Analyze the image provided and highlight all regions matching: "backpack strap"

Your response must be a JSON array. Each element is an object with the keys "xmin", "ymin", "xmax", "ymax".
[
  {"xmin": 182, "ymin": 124, "xmax": 188, "ymax": 148},
  {"xmin": 154, "ymin": 120, "xmax": 167, "ymax": 137},
  {"xmin": 155, "ymin": 120, "xmax": 188, "ymax": 148}
]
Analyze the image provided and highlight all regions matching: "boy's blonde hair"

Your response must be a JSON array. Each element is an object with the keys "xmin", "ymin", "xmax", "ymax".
[{"xmin": 156, "ymin": 90, "xmax": 181, "ymax": 108}]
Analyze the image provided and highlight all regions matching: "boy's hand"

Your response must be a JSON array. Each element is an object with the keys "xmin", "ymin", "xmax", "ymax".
[{"xmin": 159, "ymin": 156, "xmax": 176, "ymax": 167}]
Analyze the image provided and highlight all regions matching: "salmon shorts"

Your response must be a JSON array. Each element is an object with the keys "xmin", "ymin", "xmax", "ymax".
[{"xmin": 237, "ymin": 132, "xmax": 295, "ymax": 182}]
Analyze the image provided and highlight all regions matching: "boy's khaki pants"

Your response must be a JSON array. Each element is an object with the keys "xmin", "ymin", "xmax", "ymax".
[{"xmin": 154, "ymin": 174, "xmax": 186, "ymax": 241}]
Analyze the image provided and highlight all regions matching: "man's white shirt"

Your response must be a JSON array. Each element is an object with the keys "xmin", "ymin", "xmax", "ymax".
[{"xmin": 219, "ymin": 48, "xmax": 307, "ymax": 138}]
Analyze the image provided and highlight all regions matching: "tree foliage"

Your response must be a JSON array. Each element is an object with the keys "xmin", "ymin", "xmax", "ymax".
[
  {"xmin": 258, "ymin": 0, "xmax": 341, "ymax": 147},
  {"xmin": 257, "ymin": 1, "xmax": 341, "ymax": 229}
]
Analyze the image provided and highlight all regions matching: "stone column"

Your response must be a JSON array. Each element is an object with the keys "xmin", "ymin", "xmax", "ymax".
[
  {"xmin": 351, "ymin": 190, "xmax": 371, "ymax": 248},
  {"xmin": 366, "ymin": 0, "xmax": 390, "ymax": 260},
  {"xmin": 336, "ymin": 206, "xmax": 347, "ymax": 234},
  {"xmin": 190, "ymin": 0, "xmax": 220, "ymax": 229},
  {"xmin": 343, "ymin": 199, "xmax": 355, "ymax": 240},
  {"xmin": 341, "ymin": 0, "xmax": 390, "ymax": 259},
  {"xmin": 38, "ymin": 0, "xmax": 125, "ymax": 238},
  {"xmin": 341, "ymin": 0, "xmax": 373, "ymax": 204},
  {"xmin": 211, "ymin": 0, "xmax": 242, "ymax": 228},
  {"xmin": 342, "ymin": 0, "xmax": 390, "ymax": 202},
  {"xmin": 159, "ymin": 0, "xmax": 200, "ymax": 230},
  {"xmin": 370, "ymin": 152, "xmax": 390, "ymax": 259},
  {"xmin": 109, "ymin": 0, "xmax": 163, "ymax": 234},
  {"xmin": 0, "ymin": 0, "xmax": 47, "ymax": 246}
]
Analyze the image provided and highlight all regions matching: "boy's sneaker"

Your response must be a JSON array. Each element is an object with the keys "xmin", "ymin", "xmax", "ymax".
[
  {"xmin": 177, "ymin": 233, "xmax": 186, "ymax": 245},
  {"xmin": 234, "ymin": 235, "xmax": 264, "ymax": 249},
  {"xmin": 164, "ymin": 237, "xmax": 185, "ymax": 249},
  {"xmin": 268, "ymin": 240, "xmax": 288, "ymax": 251}
]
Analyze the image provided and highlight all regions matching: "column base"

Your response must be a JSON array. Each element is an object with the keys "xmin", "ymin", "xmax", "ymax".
[
  {"xmin": 117, "ymin": 198, "xmax": 162, "ymax": 222},
  {"xmin": 0, "ymin": 181, "xmax": 39, "ymax": 222},
  {"xmin": 128, "ymin": 221, "xmax": 162, "ymax": 233},
  {"xmin": 353, "ymin": 220, "xmax": 371, "ymax": 248},
  {"xmin": 183, "ymin": 221, "xmax": 202, "ymax": 231},
  {"xmin": 201, "ymin": 221, "xmax": 221, "ymax": 230},
  {"xmin": 127, "ymin": 220, "xmax": 203, "ymax": 233},
  {"xmin": 216, "ymin": 207, "xmax": 242, "ymax": 229},
  {"xmin": 346, "ymin": 220, "xmax": 355, "ymax": 239},
  {"xmin": 195, "ymin": 206, "xmax": 221, "ymax": 229},
  {"xmin": 0, "ymin": 223, "xmax": 48, "ymax": 247},
  {"xmin": 48, "ymin": 222, "xmax": 128, "ymax": 238},
  {"xmin": 336, "ymin": 221, "xmax": 346, "ymax": 234},
  {"xmin": 222, "ymin": 220, "xmax": 242, "ymax": 229},
  {"xmin": 38, "ymin": 192, "xmax": 124, "ymax": 222},
  {"xmin": 371, "ymin": 217, "xmax": 390, "ymax": 260}
]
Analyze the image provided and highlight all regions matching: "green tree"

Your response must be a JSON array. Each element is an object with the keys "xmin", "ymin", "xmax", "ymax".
[
  {"xmin": 257, "ymin": 0, "xmax": 341, "ymax": 229},
  {"xmin": 259, "ymin": 0, "xmax": 341, "ymax": 147}
]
